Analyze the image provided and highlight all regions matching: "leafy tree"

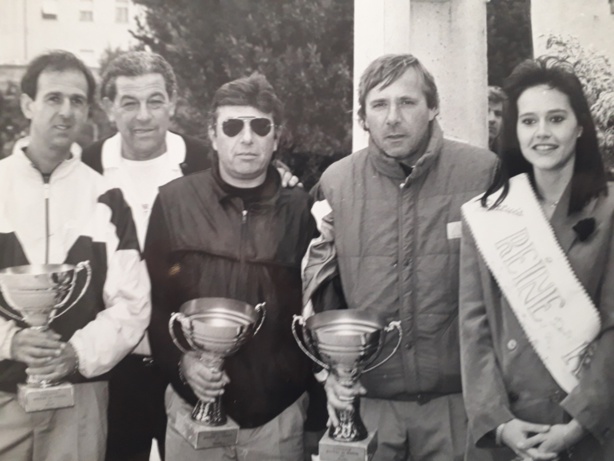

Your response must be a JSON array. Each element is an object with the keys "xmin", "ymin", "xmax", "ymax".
[
  {"xmin": 544, "ymin": 34, "xmax": 614, "ymax": 169},
  {"xmin": 487, "ymin": 0, "xmax": 533, "ymax": 86},
  {"xmin": 0, "ymin": 81, "xmax": 28, "ymax": 158},
  {"xmin": 131, "ymin": 0, "xmax": 353, "ymax": 188}
]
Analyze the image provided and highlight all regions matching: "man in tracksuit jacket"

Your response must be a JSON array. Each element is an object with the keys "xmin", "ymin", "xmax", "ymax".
[
  {"xmin": 0, "ymin": 51, "xmax": 150, "ymax": 461},
  {"xmin": 302, "ymin": 54, "xmax": 498, "ymax": 460}
]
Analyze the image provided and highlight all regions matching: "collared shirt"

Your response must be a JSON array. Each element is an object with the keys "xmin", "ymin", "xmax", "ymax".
[{"xmin": 99, "ymin": 131, "xmax": 186, "ymax": 247}]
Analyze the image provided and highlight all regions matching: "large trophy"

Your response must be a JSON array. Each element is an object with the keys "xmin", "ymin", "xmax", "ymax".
[
  {"xmin": 293, "ymin": 310, "xmax": 402, "ymax": 461},
  {"xmin": 0, "ymin": 262, "xmax": 91, "ymax": 412},
  {"xmin": 169, "ymin": 297, "xmax": 265, "ymax": 449}
]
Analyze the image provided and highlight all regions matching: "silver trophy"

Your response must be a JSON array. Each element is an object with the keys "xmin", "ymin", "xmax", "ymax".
[
  {"xmin": 0, "ymin": 262, "xmax": 91, "ymax": 412},
  {"xmin": 169, "ymin": 297, "xmax": 266, "ymax": 449},
  {"xmin": 293, "ymin": 310, "xmax": 402, "ymax": 461}
]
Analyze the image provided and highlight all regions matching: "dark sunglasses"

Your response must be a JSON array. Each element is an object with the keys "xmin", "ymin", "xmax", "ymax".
[{"xmin": 221, "ymin": 117, "xmax": 273, "ymax": 137}]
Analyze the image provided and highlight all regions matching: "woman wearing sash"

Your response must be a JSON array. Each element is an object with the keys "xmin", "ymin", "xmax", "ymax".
[{"xmin": 460, "ymin": 57, "xmax": 614, "ymax": 461}]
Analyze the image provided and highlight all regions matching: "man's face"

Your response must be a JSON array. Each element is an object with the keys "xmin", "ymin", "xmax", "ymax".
[
  {"xmin": 209, "ymin": 105, "xmax": 278, "ymax": 187},
  {"xmin": 21, "ymin": 68, "xmax": 89, "ymax": 152},
  {"xmin": 104, "ymin": 73, "xmax": 175, "ymax": 160},
  {"xmin": 488, "ymin": 100, "xmax": 503, "ymax": 146},
  {"xmin": 364, "ymin": 68, "xmax": 437, "ymax": 159}
]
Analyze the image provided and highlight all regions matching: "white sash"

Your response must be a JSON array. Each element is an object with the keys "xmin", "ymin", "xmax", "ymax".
[{"xmin": 462, "ymin": 174, "xmax": 600, "ymax": 393}]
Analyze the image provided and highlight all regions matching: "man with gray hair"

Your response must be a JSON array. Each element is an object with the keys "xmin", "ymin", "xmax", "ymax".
[
  {"xmin": 81, "ymin": 50, "xmax": 208, "ymax": 461},
  {"xmin": 302, "ymin": 54, "xmax": 497, "ymax": 460}
]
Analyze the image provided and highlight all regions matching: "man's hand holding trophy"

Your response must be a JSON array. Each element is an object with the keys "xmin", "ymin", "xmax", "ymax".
[
  {"xmin": 0, "ymin": 262, "xmax": 91, "ymax": 412},
  {"xmin": 168, "ymin": 297, "xmax": 265, "ymax": 449},
  {"xmin": 293, "ymin": 310, "xmax": 402, "ymax": 461}
]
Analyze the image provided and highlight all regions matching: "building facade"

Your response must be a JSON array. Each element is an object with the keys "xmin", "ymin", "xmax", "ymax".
[{"xmin": 0, "ymin": 0, "xmax": 140, "ymax": 89}]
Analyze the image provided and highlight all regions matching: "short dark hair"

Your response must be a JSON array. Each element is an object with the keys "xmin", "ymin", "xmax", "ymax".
[
  {"xmin": 209, "ymin": 73, "xmax": 284, "ymax": 128},
  {"xmin": 101, "ymin": 51, "xmax": 177, "ymax": 101},
  {"xmin": 488, "ymin": 86, "xmax": 506, "ymax": 105},
  {"xmin": 357, "ymin": 54, "xmax": 439, "ymax": 128},
  {"xmin": 483, "ymin": 56, "xmax": 607, "ymax": 213},
  {"xmin": 21, "ymin": 50, "xmax": 96, "ymax": 104}
]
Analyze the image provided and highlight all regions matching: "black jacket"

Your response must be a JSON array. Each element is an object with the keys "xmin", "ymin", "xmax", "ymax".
[{"xmin": 144, "ymin": 165, "xmax": 317, "ymax": 428}]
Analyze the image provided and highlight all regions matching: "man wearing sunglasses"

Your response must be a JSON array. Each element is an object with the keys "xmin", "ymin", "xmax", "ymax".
[
  {"xmin": 144, "ymin": 74, "xmax": 317, "ymax": 461},
  {"xmin": 81, "ymin": 51, "xmax": 300, "ymax": 461}
]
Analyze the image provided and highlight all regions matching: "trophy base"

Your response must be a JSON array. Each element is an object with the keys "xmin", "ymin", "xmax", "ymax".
[
  {"xmin": 17, "ymin": 382, "xmax": 75, "ymax": 412},
  {"xmin": 319, "ymin": 431, "xmax": 377, "ymax": 461},
  {"xmin": 175, "ymin": 411, "xmax": 239, "ymax": 450}
]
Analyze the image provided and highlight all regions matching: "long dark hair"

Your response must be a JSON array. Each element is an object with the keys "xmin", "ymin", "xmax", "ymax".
[{"xmin": 482, "ymin": 57, "xmax": 607, "ymax": 213}]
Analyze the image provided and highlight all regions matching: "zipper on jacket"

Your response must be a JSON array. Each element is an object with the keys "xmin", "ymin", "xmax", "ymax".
[
  {"xmin": 232, "ymin": 207, "xmax": 248, "ymax": 297},
  {"xmin": 42, "ymin": 173, "xmax": 51, "ymax": 264},
  {"xmin": 240, "ymin": 209, "xmax": 248, "ymax": 265}
]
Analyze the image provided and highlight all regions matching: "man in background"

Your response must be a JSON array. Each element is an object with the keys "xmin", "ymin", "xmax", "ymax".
[{"xmin": 488, "ymin": 85, "xmax": 506, "ymax": 153}]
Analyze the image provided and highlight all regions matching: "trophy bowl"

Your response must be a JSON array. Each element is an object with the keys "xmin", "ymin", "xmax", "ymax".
[
  {"xmin": 0, "ymin": 262, "xmax": 91, "ymax": 411},
  {"xmin": 293, "ymin": 310, "xmax": 401, "ymax": 444},
  {"xmin": 0, "ymin": 264, "xmax": 88, "ymax": 329},
  {"xmin": 169, "ymin": 297, "xmax": 266, "ymax": 427}
]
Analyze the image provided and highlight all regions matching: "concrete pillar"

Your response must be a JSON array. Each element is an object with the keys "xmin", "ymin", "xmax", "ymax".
[{"xmin": 353, "ymin": 0, "xmax": 489, "ymax": 152}]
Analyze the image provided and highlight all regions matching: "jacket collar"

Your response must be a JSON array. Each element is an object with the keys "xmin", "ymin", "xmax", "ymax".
[
  {"xmin": 210, "ymin": 162, "xmax": 281, "ymax": 207},
  {"xmin": 101, "ymin": 130, "xmax": 186, "ymax": 175},
  {"xmin": 12, "ymin": 137, "xmax": 82, "ymax": 180},
  {"xmin": 368, "ymin": 120, "xmax": 444, "ymax": 181}
]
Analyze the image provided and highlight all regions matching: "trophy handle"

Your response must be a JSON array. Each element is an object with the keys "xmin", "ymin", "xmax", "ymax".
[
  {"xmin": 169, "ymin": 312, "xmax": 193, "ymax": 354},
  {"xmin": 253, "ymin": 302, "xmax": 266, "ymax": 336},
  {"xmin": 362, "ymin": 320, "xmax": 402, "ymax": 374},
  {"xmin": 291, "ymin": 315, "xmax": 329, "ymax": 370},
  {"xmin": 0, "ymin": 303, "xmax": 23, "ymax": 322},
  {"xmin": 53, "ymin": 260, "xmax": 92, "ymax": 320}
]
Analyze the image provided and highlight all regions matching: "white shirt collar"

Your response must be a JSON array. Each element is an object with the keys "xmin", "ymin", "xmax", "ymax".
[{"xmin": 101, "ymin": 131, "xmax": 186, "ymax": 173}]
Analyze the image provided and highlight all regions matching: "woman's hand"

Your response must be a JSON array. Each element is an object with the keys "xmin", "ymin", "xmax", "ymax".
[
  {"xmin": 537, "ymin": 420, "xmax": 585, "ymax": 454},
  {"xmin": 500, "ymin": 419, "xmax": 558, "ymax": 460}
]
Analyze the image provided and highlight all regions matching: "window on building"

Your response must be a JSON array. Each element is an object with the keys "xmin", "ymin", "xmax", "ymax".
[
  {"xmin": 80, "ymin": 10, "xmax": 94, "ymax": 21},
  {"xmin": 610, "ymin": 0, "xmax": 614, "ymax": 14},
  {"xmin": 41, "ymin": 0, "xmax": 58, "ymax": 19},
  {"xmin": 116, "ymin": 0, "xmax": 129, "ymax": 3},
  {"xmin": 116, "ymin": 6, "xmax": 129, "ymax": 23}
]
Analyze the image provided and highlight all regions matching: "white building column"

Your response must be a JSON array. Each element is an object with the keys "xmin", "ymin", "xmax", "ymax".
[{"xmin": 353, "ymin": 0, "xmax": 489, "ymax": 152}]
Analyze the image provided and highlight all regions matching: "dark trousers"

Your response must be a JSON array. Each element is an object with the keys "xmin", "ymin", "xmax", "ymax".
[{"xmin": 105, "ymin": 355, "xmax": 168, "ymax": 461}]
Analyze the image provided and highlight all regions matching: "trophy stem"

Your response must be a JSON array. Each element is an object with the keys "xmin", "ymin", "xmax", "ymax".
[
  {"xmin": 329, "ymin": 397, "xmax": 368, "ymax": 442},
  {"xmin": 192, "ymin": 397, "xmax": 227, "ymax": 426}
]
